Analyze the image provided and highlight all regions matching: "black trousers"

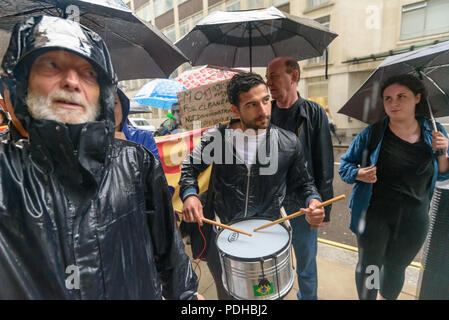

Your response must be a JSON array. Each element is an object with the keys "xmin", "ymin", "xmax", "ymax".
[
  {"xmin": 355, "ymin": 203, "xmax": 429, "ymax": 300},
  {"xmin": 203, "ymin": 226, "xmax": 234, "ymax": 300}
]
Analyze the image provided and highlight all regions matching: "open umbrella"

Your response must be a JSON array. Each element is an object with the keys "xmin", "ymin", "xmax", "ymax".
[
  {"xmin": 175, "ymin": 6, "xmax": 337, "ymax": 70},
  {"xmin": 132, "ymin": 79, "xmax": 186, "ymax": 110},
  {"xmin": 338, "ymin": 40, "xmax": 449, "ymax": 131},
  {"xmin": 175, "ymin": 65, "xmax": 242, "ymax": 89},
  {"xmin": 0, "ymin": 0, "xmax": 189, "ymax": 80}
]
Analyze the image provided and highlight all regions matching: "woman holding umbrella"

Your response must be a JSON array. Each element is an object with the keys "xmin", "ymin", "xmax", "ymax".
[{"xmin": 339, "ymin": 74, "xmax": 449, "ymax": 300}]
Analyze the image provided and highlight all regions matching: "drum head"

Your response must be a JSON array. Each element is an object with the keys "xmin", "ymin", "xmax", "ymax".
[{"xmin": 216, "ymin": 219, "xmax": 290, "ymax": 260}]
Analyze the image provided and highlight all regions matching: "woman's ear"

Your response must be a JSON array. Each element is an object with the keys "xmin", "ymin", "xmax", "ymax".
[{"xmin": 415, "ymin": 93, "xmax": 422, "ymax": 104}]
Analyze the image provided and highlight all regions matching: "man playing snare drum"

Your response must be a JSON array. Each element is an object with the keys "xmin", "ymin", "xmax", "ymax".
[{"xmin": 179, "ymin": 72, "xmax": 324, "ymax": 299}]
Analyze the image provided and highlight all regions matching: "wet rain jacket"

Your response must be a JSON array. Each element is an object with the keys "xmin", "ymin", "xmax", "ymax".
[
  {"xmin": 179, "ymin": 120, "xmax": 321, "ymax": 224},
  {"xmin": 0, "ymin": 16, "xmax": 198, "ymax": 299},
  {"xmin": 339, "ymin": 116, "xmax": 449, "ymax": 235}
]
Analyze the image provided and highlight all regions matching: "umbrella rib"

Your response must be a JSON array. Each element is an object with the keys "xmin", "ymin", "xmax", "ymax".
[
  {"xmin": 420, "ymin": 71, "xmax": 449, "ymax": 100},
  {"xmin": 0, "ymin": 5, "xmax": 57, "ymax": 18},
  {"xmin": 294, "ymin": 26, "xmax": 323, "ymax": 55},
  {"xmin": 81, "ymin": 15, "xmax": 162, "ymax": 68},
  {"xmin": 262, "ymin": 21, "xmax": 323, "ymax": 56},
  {"xmin": 200, "ymin": 22, "xmax": 245, "ymax": 45},
  {"xmin": 252, "ymin": 21, "xmax": 279, "ymax": 57},
  {"xmin": 228, "ymin": 23, "xmax": 247, "ymax": 67},
  {"xmin": 423, "ymin": 63, "xmax": 449, "ymax": 73}
]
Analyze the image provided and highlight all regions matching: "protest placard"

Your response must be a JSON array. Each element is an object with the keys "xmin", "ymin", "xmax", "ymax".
[{"xmin": 176, "ymin": 80, "xmax": 235, "ymax": 130}]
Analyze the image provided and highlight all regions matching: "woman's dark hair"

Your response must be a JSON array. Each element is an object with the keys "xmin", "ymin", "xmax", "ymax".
[
  {"xmin": 380, "ymin": 73, "xmax": 432, "ymax": 118},
  {"xmin": 227, "ymin": 72, "xmax": 266, "ymax": 107}
]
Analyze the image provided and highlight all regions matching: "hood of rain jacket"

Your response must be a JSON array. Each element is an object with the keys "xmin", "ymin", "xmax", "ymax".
[{"xmin": 0, "ymin": 15, "xmax": 198, "ymax": 299}]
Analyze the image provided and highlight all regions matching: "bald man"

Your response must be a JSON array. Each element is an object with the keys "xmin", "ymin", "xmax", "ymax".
[{"xmin": 266, "ymin": 56, "xmax": 334, "ymax": 300}]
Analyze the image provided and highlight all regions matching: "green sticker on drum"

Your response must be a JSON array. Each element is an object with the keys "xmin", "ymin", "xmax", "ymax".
[{"xmin": 253, "ymin": 282, "xmax": 274, "ymax": 296}]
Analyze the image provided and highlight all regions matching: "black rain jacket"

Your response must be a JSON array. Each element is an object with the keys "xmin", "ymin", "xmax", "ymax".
[
  {"xmin": 0, "ymin": 15, "xmax": 198, "ymax": 299},
  {"xmin": 271, "ymin": 95, "xmax": 334, "ymax": 221}
]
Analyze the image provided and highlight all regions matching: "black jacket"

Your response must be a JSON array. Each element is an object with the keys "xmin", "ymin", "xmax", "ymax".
[
  {"xmin": 0, "ymin": 15, "xmax": 198, "ymax": 299},
  {"xmin": 271, "ymin": 95, "xmax": 334, "ymax": 221},
  {"xmin": 0, "ymin": 125, "xmax": 198, "ymax": 299},
  {"xmin": 179, "ymin": 121, "xmax": 321, "ymax": 225}
]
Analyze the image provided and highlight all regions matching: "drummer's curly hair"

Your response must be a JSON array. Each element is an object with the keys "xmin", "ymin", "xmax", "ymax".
[
  {"xmin": 381, "ymin": 74, "xmax": 434, "ymax": 118},
  {"xmin": 227, "ymin": 72, "xmax": 267, "ymax": 107}
]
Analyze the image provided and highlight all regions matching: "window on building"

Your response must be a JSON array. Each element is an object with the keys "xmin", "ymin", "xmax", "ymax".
[
  {"xmin": 247, "ymin": 0, "xmax": 265, "ymax": 10},
  {"xmin": 192, "ymin": 12, "xmax": 203, "ymax": 26},
  {"xmin": 307, "ymin": 76, "xmax": 328, "ymax": 108},
  {"xmin": 209, "ymin": 2, "xmax": 224, "ymax": 14},
  {"xmin": 401, "ymin": 0, "xmax": 449, "ymax": 40},
  {"xmin": 308, "ymin": 16, "xmax": 330, "ymax": 64},
  {"xmin": 271, "ymin": 0, "xmax": 289, "ymax": 7},
  {"xmin": 179, "ymin": 18, "xmax": 191, "ymax": 37},
  {"xmin": 226, "ymin": 0, "xmax": 240, "ymax": 12},
  {"xmin": 178, "ymin": 0, "xmax": 189, "ymax": 4},
  {"xmin": 136, "ymin": 3, "xmax": 151, "ymax": 22},
  {"xmin": 154, "ymin": 0, "xmax": 164, "ymax": 17},
  {"xmin": 165, "ymin": 0, "xmax": 173, "ymax": 12},
  {"xmin": 163, "ymin": 25, "xmax": 176, "ymax": 42},
  {"xmin": 307, "ymin": 0, "xmax": 330, "ymax": 8}
]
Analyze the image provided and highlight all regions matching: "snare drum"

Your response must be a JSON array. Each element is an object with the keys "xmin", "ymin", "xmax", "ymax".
[{"xmin": 216, "ymin": 218, "xmax": 294, "ymax": 300}]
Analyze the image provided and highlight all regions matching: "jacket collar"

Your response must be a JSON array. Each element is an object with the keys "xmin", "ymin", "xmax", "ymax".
[
  {"xmin": 383, "ymin": 116, "xmax": 432, "ymax": 132},
  {"xmin": 293, "ymin": 92, "xmax": 309, "ymax": 121},
  {"xmin": 28, "ymin": 118, "xmax": 111, "ymax": 188}
]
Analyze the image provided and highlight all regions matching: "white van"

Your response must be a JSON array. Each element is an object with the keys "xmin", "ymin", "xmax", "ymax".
[{"xmin": 127, "ymin": 118, "xmax": 156, "ymax": 132}]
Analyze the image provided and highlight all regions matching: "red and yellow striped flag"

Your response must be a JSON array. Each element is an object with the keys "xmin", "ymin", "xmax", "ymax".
[{"xmin": 155, "ymin": 128, "xmax": 212, "ymax": 226}]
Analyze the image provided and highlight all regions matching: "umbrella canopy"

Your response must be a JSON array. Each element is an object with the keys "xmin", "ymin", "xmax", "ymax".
[
  {"xmin": 175, "ymin": 6, "xmax": 337, "ymax": 69},
  {"xmin": 338, "ymin": 40, "xmax": 449, "ymax": 127},
  {"xmin": 0, "ymin": 0, "xmax": 189, "ymax": 80},
  {"xmin": 132, "ymin": 79, "xmax": 186, "ymax": 110},
  {"xmin": 175, "ymin": 65, "xmax": 242, "ymax": 89}
]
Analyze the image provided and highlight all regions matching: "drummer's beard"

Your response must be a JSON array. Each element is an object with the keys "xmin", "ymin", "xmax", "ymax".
[{"xmin": 240, "ymin": 115, "xmax": 271, "ymax": 130}]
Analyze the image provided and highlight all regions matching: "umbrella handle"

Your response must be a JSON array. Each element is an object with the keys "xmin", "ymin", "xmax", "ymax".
[
  {"xmin": 427, "ymin": 97, "xmax": 445, "ymax": 156},
  {"xmin": 427, "ymin": 99, "xmax": 438, "ymax": 131}
]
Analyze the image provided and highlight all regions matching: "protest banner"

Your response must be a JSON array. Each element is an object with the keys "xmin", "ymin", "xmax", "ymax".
[
  {"xmin": 155, "ymin": 128, "xmax": 211, "ymax": 226},
  {"xmin": 176, "ymin": 80, "xmax": 235, "ymax": 130}
]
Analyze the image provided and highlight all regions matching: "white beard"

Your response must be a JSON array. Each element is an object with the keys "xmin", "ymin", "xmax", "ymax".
[{"xmin": 26, "ymin": 88, "xmax": 100, "ymax": 124}]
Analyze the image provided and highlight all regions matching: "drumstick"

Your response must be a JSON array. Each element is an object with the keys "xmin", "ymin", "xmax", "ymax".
[
  {"xmin": 253, "ymin": 195, "xmax": 346, "ymax": 232},
  {"xmin": 174, "ymin": 210, "xmax": 252, "ymax": 237}
]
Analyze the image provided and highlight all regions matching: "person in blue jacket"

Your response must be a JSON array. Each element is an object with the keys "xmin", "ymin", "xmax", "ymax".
[
  {"xmin": 339, "ymin": 74, "xmax": 449, "ymax": 300},
  {"xmin": 114, "ymin": 88, "xmax": 160, "ymax": 160}
]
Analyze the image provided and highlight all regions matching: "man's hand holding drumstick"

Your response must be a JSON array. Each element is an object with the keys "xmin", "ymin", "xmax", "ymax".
[
  {"xmin": 182, "ymin": 195, "xmax": 205, "ymax": 226},
  {"xmin": 181, "ymin": 195, "xmax": 252, "ymax": 236},
  {"xmin": 303, "ymin": 198, "xmax": 325, "ymax": 230}
]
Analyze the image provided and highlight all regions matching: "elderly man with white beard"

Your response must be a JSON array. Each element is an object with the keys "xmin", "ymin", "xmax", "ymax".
[{"xmin": 0, "ymin": 15, "xmax": 200, "ymax": 300}]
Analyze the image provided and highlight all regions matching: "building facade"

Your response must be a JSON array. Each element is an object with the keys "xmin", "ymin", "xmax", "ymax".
[{"xmin": 122, "ymin": 0, "xmax": 449, "ymax": 133}]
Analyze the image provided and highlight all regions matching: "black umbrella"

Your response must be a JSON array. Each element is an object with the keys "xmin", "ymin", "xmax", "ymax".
[
  {"xmin": 0, "ymin": 0, "xmax": 189, "ymax": 80},
  {"xmin": 175, "ymin": 6, "xmax": 337, "ymax": 70},
  {"xmin": 338, "ymin": 40, "xmax": 449, "ymax": 131}
]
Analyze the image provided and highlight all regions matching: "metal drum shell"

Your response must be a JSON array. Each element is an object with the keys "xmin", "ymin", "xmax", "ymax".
[{"xmin": 216, "ymin": 218, "xmax": 294, "ymax": 300}]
